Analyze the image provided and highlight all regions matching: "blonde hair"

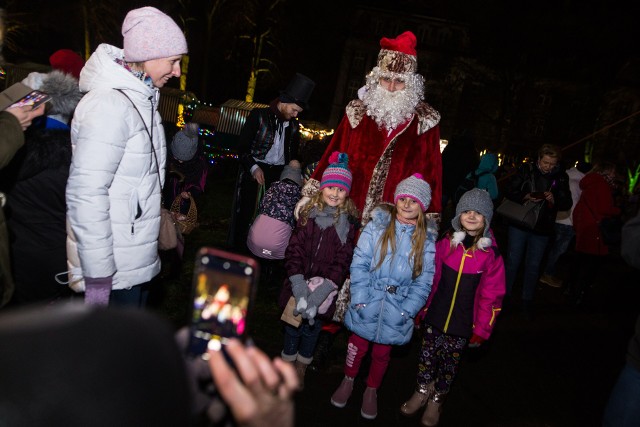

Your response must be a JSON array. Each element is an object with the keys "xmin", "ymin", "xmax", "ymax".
[
  {"xmin": 299, "ymin": 190, "xmax": 358, "ymax": 226},
  {"xmin": 374, "ymin": 205, "xmax": 428, "ymax": 279}
]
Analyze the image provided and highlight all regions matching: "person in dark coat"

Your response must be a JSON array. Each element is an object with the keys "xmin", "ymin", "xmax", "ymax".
[
  {"xmin": 230, "ymin": 73, "xmax": 315, "ymax": 252},
  {"xmin": 0, "ymin": 104, "xmax": 46, "ymax": 307},
  {"xmin": 567, "ymin": 161, "xmax": 621, "ymax": 305},
  {"xmin": 441, "ymin": 135, "xmax": 479, "ymax": 209},
  {"xmin": 603, "ymin": 208, "xmax": 640, "ymax": 426},
  {"xmin": 4, "ymin": 70, "xmax": 82, "ymax": 305},
  {"xmin": 277, "ymin": 152, "xmax": 358, "ymax": 389},
  {"xmin": 502, "ymin": 144, "xmax": 572, "ymax": 318},
  {"xmin": 163, "ymin": 121, "xmax": 208, "ymax": 213}
]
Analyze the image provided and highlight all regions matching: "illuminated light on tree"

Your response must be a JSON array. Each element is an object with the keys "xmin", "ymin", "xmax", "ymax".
[{"xmin": 628, "ymin": 164, "xmax": 640, "ymax": 194}]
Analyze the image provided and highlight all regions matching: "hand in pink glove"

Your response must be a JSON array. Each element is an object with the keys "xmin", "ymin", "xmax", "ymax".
[
  {"xmin": 84, "ymin": 276, "xmax": 113, "ymax": 306},
  {"xmin": 468, "ymin": 334, "xmax": 485, "ymax": 348}
]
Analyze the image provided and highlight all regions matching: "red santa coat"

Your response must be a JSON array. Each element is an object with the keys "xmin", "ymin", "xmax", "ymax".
[{"xmin": 309, "ymin": 100, "xmax": 442, "ymax": 225}]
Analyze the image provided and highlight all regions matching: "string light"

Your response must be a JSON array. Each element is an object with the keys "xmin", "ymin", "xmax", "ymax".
[{"xmin": 299, "ymin": 123, "xmax": 334, "ymax": 140}]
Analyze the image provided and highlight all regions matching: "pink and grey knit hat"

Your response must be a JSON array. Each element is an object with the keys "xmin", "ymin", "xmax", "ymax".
[
  {"xmin": 122, "ymin": 7, "xmax": 188, "ymax": 62},
  {"xmin": 320, "ymin": 152, "xmax": 352, "ymax": 194},
  {"xmin": 394, "ymin": 173, "xmax": 432, "ymax": 212}
]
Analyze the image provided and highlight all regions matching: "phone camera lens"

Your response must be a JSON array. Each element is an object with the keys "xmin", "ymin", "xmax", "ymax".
[
  {"xmin": 223, "ymin": 262, "xmax": 231, "ymax": 270},
  {"xmin": 244, "ymin": 267, "xmax": 253, "ymax": 276},
  {"xmin": 202, "ymin": 256, "xmax": 210, "ymax": 265}
]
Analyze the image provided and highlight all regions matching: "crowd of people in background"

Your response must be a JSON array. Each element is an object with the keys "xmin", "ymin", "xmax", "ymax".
[{"xmin": 0, "ymin": 8, "xmax": 637, "ymax": 427}]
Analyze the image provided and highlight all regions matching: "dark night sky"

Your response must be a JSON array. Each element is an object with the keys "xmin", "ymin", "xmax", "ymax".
[{"xmin": 3, "ymin": 0, "xmax": 638, "ymax": 124}]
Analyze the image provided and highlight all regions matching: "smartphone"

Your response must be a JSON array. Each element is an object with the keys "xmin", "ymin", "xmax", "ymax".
[
  {"xmin": 187, "ymin": 247, "xmax": 259, "ymax": 358},
  {"xmin": 530, "ymin": 191, "xmax": 546, "ymax": 199},
  {"xmin": 9, "ymin": 90, "xmax": 52, "ymax": 110}
]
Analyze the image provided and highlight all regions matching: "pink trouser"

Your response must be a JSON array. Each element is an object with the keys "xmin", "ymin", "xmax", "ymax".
[{"xmin": 344, "ymin": 333, "xmax": 392, "ymax": 389}]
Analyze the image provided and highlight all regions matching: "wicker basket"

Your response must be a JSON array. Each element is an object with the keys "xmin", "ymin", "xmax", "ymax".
[{"xmin": 170, "ymin": 194, "xmax": 198, "ymax": 235}]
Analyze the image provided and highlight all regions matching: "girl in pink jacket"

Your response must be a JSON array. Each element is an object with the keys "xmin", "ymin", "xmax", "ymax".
[{"xmin": 400, "ymin": 188, "xmax": 505, "ymax": 426}]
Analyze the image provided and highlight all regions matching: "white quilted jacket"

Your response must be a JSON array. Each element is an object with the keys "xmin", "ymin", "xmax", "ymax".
[{"xmin": 65, "ymin": 44, "xmax": 166, "ymax": 291}]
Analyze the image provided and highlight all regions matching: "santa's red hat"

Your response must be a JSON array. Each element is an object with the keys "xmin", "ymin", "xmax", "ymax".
[{"xmin": 376, "ymin": 31, "xmax": 417, "ymax": 74}]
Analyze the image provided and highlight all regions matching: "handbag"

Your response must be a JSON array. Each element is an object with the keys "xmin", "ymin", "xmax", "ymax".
[
  {"xmin": 496, "ymin": 199, "xmax": 544, "ymax": 229},
  {"xmin": 170, "ymin": 194, "xmax": 199, "ymax": 235},
  {"xmin": 280, "ymin": 296, "xmax": 302, "ymax": 327},
  {"xmin": 496, "ymin": 163, "xmax": 546, "ymax": 229},
  {"xmin": 332, "ymin": 278, "xmax": 351, "ymax": 323},
  {"xmin": 158, "ymin": 207, "xmax": 181, "ymax": 250}
]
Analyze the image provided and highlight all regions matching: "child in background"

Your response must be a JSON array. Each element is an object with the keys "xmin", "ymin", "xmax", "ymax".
[
  {"xmin": 330, "ymin": 173, "xmax": 437, "ymax": 420},
  {"xmin": 247, "ymin": 160, "xmax": 303, "ymax": 260},
  {"xmin": 163, "ymin": 122, "xmax": 208, "ymax": 214},
  {"xmin": 400, "ymin": 188, "xmax": 505, "ymax": 426},
  {"xmin": 278, "ymin": 152, "xmax": 359, "ymax": 389}
]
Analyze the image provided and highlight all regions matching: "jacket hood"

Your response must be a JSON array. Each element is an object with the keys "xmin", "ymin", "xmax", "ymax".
[
  {"xmin": 370, "ymin": 205, "xmax": 394, "ymax": 228},
  {"xmin": 80, "ymin": 44, "xmax": 155, "ymax": 98},
  {"xmin": 22, "ymin": 70, "xmax": 83, "ymax": 123},
  {"xmin": 476, "ymin": 153, "xmax": 498, "ymax": 174},
  {"xmin": 566, "ymin": 166, "xmax": 585, "ymax": 181}
]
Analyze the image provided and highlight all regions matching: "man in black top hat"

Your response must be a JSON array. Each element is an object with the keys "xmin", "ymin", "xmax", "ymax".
[{"xmin": 230, "ymin": 73, "xmax": 315, "ymax": 252}]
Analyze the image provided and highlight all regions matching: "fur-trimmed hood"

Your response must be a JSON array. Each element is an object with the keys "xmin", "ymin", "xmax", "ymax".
[
  {"xmin": 450, "ymin": 230, "xmax": 492, "ymax": 251},
  {"xmin": 22, "ymin": 70, "xmax": 83, "ymax": 124}
]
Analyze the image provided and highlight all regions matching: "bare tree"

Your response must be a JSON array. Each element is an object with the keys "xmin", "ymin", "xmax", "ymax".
[
  {"xmin": 200, "ymin": 0, "xmax": 229, "ymax": 98},
  {"xmin": 239, "ymin": 0, "xmax": 284, "ymax": 102}
]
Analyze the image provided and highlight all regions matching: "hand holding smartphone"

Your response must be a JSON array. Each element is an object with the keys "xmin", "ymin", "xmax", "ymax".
[
  {"xmin": 0, "ymin": 83, "xmax": 51, "ymax": 111},
  {"xmin": 9, "ymin": 90, "xmax": 51, "ymax": 110},
  {"xmin": 187, "ymin": 247, "xmax": 259, "ymax": 358},
  {"xmin": 530, "ymin": 191, "xmax": 546, "ymax": 200}
]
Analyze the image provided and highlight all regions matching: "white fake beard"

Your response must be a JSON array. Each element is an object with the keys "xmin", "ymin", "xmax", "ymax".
[{"xmin": 362, "ymin": 84, "xmax": 421, "ymax": 131}]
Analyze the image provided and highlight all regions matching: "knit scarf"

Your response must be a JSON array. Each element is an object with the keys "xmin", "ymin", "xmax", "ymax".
[
  {"xmin": 115, "ymin": 58, "xmax": 154, "ymax": 89},
  {"xmin": 309, "ymin": 206, "xmax": 350, "ymax": 244}
]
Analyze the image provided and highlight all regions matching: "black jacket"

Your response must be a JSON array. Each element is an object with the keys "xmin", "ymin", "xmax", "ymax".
[
  {"xmin": 237, "ymin": 102, "xmax": 300, "ymax": 173},
  {"xmin": 504, "ymin": 162, "xmax": 572, "ymax": 234}
]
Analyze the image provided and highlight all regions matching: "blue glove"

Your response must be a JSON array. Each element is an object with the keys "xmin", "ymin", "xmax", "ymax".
[
  {"xmin": 302, "ymin": 279, "xmax": 335, "ymax": 326},
  {"xmin": 289, "ymin": 274, "xmax": 309, "ymax": 316}
]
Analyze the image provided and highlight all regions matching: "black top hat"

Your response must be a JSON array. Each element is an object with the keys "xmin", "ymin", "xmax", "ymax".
[{"xmin": 279, "ymin": 73, "xmax": 315, "ymax": 110}]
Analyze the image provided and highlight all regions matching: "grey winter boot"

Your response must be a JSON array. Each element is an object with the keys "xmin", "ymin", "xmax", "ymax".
[
  {"xmin": 421, "ymin": 391, "xmax": 446, "ymax": 427},
  {"xmin": 400, "ymin": 383, "xmax": 434, "ymax": 416}
]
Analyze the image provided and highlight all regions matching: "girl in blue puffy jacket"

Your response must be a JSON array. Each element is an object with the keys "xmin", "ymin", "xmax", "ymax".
[{"xmin": 330, "ymin": 173, "xmax": 437, "ymax": 420}]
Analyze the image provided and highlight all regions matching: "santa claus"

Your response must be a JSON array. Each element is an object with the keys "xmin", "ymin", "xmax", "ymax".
[{"xmin": 296, "ymin": 30, "xmax": 442, "ymax": 225}]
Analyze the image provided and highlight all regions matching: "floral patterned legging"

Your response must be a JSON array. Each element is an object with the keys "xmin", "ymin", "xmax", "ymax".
[{"xmin": 416, "ymin": 324, "xmax": 467, "ymax": 394}]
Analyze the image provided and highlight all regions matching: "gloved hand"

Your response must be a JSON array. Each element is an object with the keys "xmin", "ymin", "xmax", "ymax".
[
  {"xmin": 289, "ymin": 274, "xmax": 309, "ymax": 316},
  {"xmin": 84, "ymin": 276, "xmax": 113, "ymax": 306},
  {"xmin": 302, "ymin": 279, "xmax": 335, "ymax": 326},
  {"xmin": 294, "ymin": 196, "xmax": 311, "ymax": 220},
  {"xmin": 468, "ymin": 334, "xmax": 485, "ymax": 348}
]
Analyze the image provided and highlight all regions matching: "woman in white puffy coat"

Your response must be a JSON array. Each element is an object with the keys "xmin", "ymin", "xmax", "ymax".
[{"xmin": 65, "ymin": 7, "xmax": 187, "ymax": 306}]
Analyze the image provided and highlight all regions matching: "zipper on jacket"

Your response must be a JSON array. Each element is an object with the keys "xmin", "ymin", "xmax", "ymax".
[{"xmin": 443, "ymin": 249, "xmax": 471, "ymax": 332}]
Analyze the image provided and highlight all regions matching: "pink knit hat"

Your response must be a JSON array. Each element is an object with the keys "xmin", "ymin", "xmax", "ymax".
[
  {"xmin": 320, "ymin": 151, "xmax": 352, "ymax": 194},
  {"xmin": 122, "ymin": 7, "xmax": 188, "ymax": 62},
  {"xmin": 394, "ymin": 173, "xmax": 432, "ymax": 212}
]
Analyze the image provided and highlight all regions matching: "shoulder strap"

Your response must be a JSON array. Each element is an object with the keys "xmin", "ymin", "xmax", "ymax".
[{"xmin": 114, "ymin": 89, "xmax": 162, "ymax": 190}]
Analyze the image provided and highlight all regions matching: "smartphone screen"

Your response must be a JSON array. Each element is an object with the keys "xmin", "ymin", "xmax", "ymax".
[
  {"xmin": 9, "ymin": 90, "xmax": 51, "ymax": 110},
  {"xmin": 187, "ymin": 247, "xmax": 259, "ymax": 358}
]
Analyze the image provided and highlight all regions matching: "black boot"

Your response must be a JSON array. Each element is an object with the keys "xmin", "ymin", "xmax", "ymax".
[{"xmin": 309, "ymin": 331, "xmax": 334, "ymax": 371}]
